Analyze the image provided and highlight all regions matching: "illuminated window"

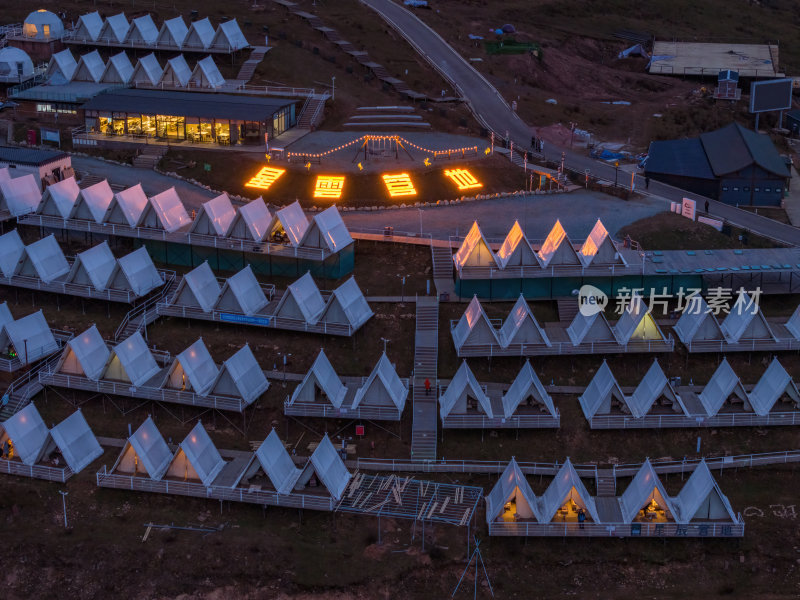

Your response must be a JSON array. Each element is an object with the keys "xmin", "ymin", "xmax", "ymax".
[
  {"xmin": 314, "ymin": 176, "xmax": 345, "ymax": 199},
  {"xmin": 444, "ymin": 168, "xmax": 483, "ymax": 190},
  {"xmin": 245, "ymin": 167, "xmax": 286, "ymax": 191},
  {"xmin": 382, "ymin": 173, "xmax": 417, "ymax": 197}
]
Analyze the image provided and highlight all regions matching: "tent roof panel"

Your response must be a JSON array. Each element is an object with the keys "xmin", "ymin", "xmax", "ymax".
[
  {"xmin": 70, "ymin": 241, "xmax": 116, "ymax": 291},
  {"xmin": 115, "ymin": 247, "xmax": 162, "ymax": 296},
  {"xmin": 179, "ymin": 421, "xmax": 225, "ymax": 487},
  {"xmin": 5, "ymin": 310, "xmax": 57, "ymax": 365},
  {"xmin": 65, "ymin": 325, "xmax": 111, "ymax": 381},
  {"xmin": 180, "ymin": 262, "xmax": 222, "ymax": 312},
  {"xmin": 485, "ymin": 458, "xmax": 541, "ymax": 523},
  {"xmin": 0, "ymin": 229, "xmax": 25, "ymax": 277},
  {"xmin": 290, "ymin": 349, "xmax": 347, "ymax": 408},
  {"xmin": 147, "ymin": 187, "xmax": 190, "ymax": 232},
  {"xmin": 453, "ymin": 221, "xmax": 497, "ymax": 269},
  {"xmin": 307, "ymin": 206, "xmax": 353, "ymax": 252},
  {"xmin": 322, "ymin": 277, "xmax": 372, "ymax": 329},
  {"xmin": 351, "ymin": 352, "xmax": 408, "ymax": 411},
  {"xmin": 109, "ymin": 183, "xmax": 149, "ymax": 227},
  {"xmin": 0, "ymin": 173, "xmax": 42, "ymax": 216},
  {"xmin": 127, "ymin": 416, "xmax": 173, "ymax": 480},
  {"xmin": 215, "ymin": 344, "xmax": 269, "ymax": 404},
  {"xmin": 539, "ymin": 459, "xmax": 600, "ymax": 523},
  {"xmin": 0, "ymin": 402, "xmax": 49, "ymax": 466},
  {"xmin": 217, "ymin": 266, "xmax": 268, "ymax": 316},
  {"xmin": 279, "ymin": 272, "xmax": 326, "ymax": 324},
  {"xmin": 49, "ymin": 410, "xmax": 103, "ymax": 473},
  {"xmin": 40, "ymin": 176, "xmax": 80, "ymax": 218},
  {"xmin": 254, "ymin": 429, "xmax": 302, "ymax": 494},
  {"xmin": 498, "ymin": 294, "xmax": 550, "ymax": 347},
  {"xmin": 309, "ymin": 434, "xmax": 351, "ymax": 500},
  {"xmin": 73, "ymin": 178, "xmax": 113, "ymax": 222},
  {"xmin": 173, "ymin": 338, "xmax": 218, "ymax": 397},
  {"xmin": 275, "ymin": 201, "xmax": 309, "ymax": 247},
  {"xmin": 22, "ymin": 234, "xmax": 69, "ymax": 283},
  {"xmin": 439, "ymin": 360, "xmax": 492, "ymax": 419},
  {"xmin": 501, "ymin": 360, "xmax": 556, "ymax": 418},
  {"xmin": 190, "ymin": 193, "xmax": 235, "ymax": 236},
  {"xmin": 619, "ymin": 460, "xmax": 677, "ymax": 524},
  {"xmin": 111, "ymin": 331, "xmax": 161, "ymax": 386},
  {"xmin": 191, "ymin": 55, "xmax": 225, "ymax": 88}
]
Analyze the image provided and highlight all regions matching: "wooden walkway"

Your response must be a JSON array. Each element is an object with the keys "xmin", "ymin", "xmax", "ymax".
[
  {"xmin": 431, "ymin": 245, "xmax": 456, "ymax": 299},
  {"xmin": 411, "ymin": 296, "xmax": 439, "ymax": 461}
]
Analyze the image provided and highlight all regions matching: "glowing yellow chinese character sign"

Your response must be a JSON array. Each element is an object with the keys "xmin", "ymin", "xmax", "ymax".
[
  {"xmin": 444, "ymin": 168, "xmax": 483, "ymax": 190},
  {"xmin": 314, "ymin": 176, "xmax": 346, "ymax": 199},
  {"xmin": 382, "ymin": 173, "xmax": 417, "ymax": 197},
  {"xmin": 245, "ymin": 167, "xmax": 286, "ymax": 191}
]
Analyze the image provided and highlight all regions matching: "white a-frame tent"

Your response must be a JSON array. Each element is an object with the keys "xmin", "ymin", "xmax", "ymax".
[
  {"xmin": 748, "ymin": 358, "xmax": 800, "ymax": 416},
  {"xmin": 167, "ymin": 421, "xmax": 225, "ymax": 486},
  {"xmin": 452, "ymin": 295, "xmax": 499, "ymax": 352},
  {"xmin": 189, "ymin": 193, "xmax": 236, "ymax": 237},
  {"xmin": 351, "ymin": 352, "xmax": 408, "ymax": 413},
  {"xmin": 163, "ymin": 338, "xmax": 219, "ymax": 397},
  {"xmin": 538, "ymin": 220, "xmax": 580, "ymax": 267},
  {"xmin": 272, "ymin": 201, "xmax": 309, "ymax": 247},
  {"xmin": 130, "ymin": 53, "xmax": 163, "ymax": 86},
  {"xmin": 697, "ymin": 358, "xmax": 750, "ymax": 417},
  {"xmin": 183, "ymin": 17, "xmax": 215, "ymax": 50},
  {"xmin": 302, "ymin": 206, "xmax": 353, "ymax": 253},
  {"xmin": 238, "ymin": 429, "xmax": 302, "ymax": 494},
  {"xmin": 47, "ymin": 49, "xmax": 77, "ymax": 82},
  {"xmin": 190, "ymin": 55, "xmax": 225, "ymax": 89},
  {"xmin": 17, "ymin": 234, "xmax": 69, "ymax": 283},
  {"xmin": 210, "ymin": 19, "xmax": 249, "ymax": 52},
  {"xmin": 274, "ymin": 272, "xmax": 325, "ymax": 325},
  {"xmin": 498, "ymin": 294, "xmax": 550, "ymax": 348},
  {"xmin": 57, "ymin": 325, "xmax": 110, "ymax": 381},
  {"xmin": 107, "ymin": 331, "xmax": 161, "ymax": 386},
  {"xmin": 0, "ymin": 403, "xmax": 50, "ymax": 466},
  {"xmin": 627, "ymin": 360, "xmax": 688, "ymax": 418},
  {"xmin": 318, "ymin": 277, "xmax": 373, "ymax": 330},
  {"xmin": 156, "ymin": 16, "xmax": 189, "ymax": 49},
  {"xmin": 673, "ymin": 295, "xmax": 724, "ymax": 344},
  {"xmin": 70, "ymin": 179, "xmax": 113, "ymax": 223},
  {"xmin": 125, "ymin": 14, "xmax": 159, "ymax": 45},
  {"xmin": 301, "ymin": 433, "xmax": 351, "ymax": 500},
  {"xmin": 73, "ymin": 12, "xmax": 103, "ymax": 42},
  {"xmin": 485, "ymin": 458, "xmax": 541, "ymax": 523},
  {"xmin": 578, "ymin": 360, "xmax": 626, "ymax": 419},
  {"xmin": 719, "ymin": 291, "xmax": 775, "ymax": 343},
  {"xmin": 0, "ymin": 229, "xmax": 24, "ymax": 277},
  {"xmin": 227, "ymin": 196, "xmax": 273, "ymax": 241},
  {"xmin": 439, "ymin": 360, "xmax": 493, "ymax": 419},
  {"xmin": 495, "ymin": 221, "xmax": 540, "ymax": 269},
  {"xmin": 579, "ymin": 219, "xmax": 625, "ymax": 266},
  {"xmin": 671, "ymin": 460, "xmax": 739, "ymax": 524},
  {"xmin": 3, "ymin": 310, "xmax": 58, "ymax": 365},
  {"xmin": 67, "ymin": 241, "xmax": 116, "ymax": 291},
  {"xmin": 566, "ymin": 310, "xmax": 615, "ymax": 346},
  {"xmin": 172, "ymin": 261, "xmax": 221, "ymax": 312},
  {"xmin": 619, "ymin": 459, "xmax": 677, "ymax": 524},
  {"xmin": 538, "ymin": 459, "xmax": 600, "ymax": 523},
  {"xmin": 105, "ymin": 183, "xmax": 149, "ymax": 227},
  {"xmin": 140, "ymin": 187, "xmax": 190, "ymax": 232},
  {"xmin": 501, "ymin": 360, "xmax": 556, "ymax": 419},
  {"xmin": 613, "ymin": 292, "xmax": 666, "ymax": 344},
  {"xmin": 97, "ymin": 13, "xmax": 129, "ymax": 44},
  {"xmin": 49, "ymin": 410, "xmax": 103, "ymax": 473},
  {"xmin": 209, "ymin": 344, "xmax": 269, "ymax": 405},
  {"xmin": 107, "ymin": 247, "xmax": 162, "ymax": 297},
  {"xmin": 289, "ymin": 349, "xmax": 347, "ymax": 409},
  {"xmin": 159, "ymin": 54, "xmax": 191, "ymax": 87},
  {"xmin": 100, "ymin": 51, "xmax": 134, "ymax": 85},
  {"xmin": 112, "ymin": 416, "xmax": 173, "ymax": 480},
  {"xmin": 0, "ymin": 173, "xmax": 42, "ymax": 216},
  {"xmin": 453, "ymin": 221, "xmax": 497, "ymax": 270},
  {"xmin": 214, "ymin": 266, "xmax": 268, "ymax": 316},
  {"xmin": 38, "ymin": 176, "xmax": 79, "ymax": 218},
  {"xmin": 72, "ymin": 50, "xmax": 105, "ymax": 83}
]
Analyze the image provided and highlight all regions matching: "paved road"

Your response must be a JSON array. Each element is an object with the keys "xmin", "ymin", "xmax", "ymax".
[{"xmin": 361, "ymin": 0, "xmax": 800, "ymax": 247}]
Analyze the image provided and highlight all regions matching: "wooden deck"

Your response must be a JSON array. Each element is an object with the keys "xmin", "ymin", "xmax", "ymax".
[{"xmin": 488, "ymin": 520, "xmax": 744, "ymax": 537}]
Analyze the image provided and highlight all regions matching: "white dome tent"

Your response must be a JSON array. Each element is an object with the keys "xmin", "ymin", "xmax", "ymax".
[
  {"xmin": 23, "ymin": 9, "xmax": 65, "ymax": 40},
  {"xmin": 0, "ymin": 47, "xmax": 35, "ymax": 83}
]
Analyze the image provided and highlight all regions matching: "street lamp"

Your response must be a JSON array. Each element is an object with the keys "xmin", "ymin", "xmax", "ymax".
[
  {"xmin": 397, "ymin": 274, "xmax": 407, "ymax": 302},
  {"xmin": 278, "ymin": 352, "xmax": 292, "ymax": 387},
  {"xmin": 614, "ymin": 161, "xmax": 620, "ymax": 188},
  {"xmin": 331, "ymin": 76, "xmax": 335, "ymax": 101},
  {"xmin": 418, "ymin": 208, "xmax": 423, "ymax": 236},
  {"xmin": 58, "ymin": 490, "xmax": 68, "ymax": 528}
]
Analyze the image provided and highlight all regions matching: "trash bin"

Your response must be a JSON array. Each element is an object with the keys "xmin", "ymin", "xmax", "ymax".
[{"xmin": 439, "ymin": 292, "xmax": 450, "ymax": 302}]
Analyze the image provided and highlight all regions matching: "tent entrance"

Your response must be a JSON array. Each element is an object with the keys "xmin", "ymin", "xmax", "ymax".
[{"xmin": 632, "ymin": 488, "xmax": 674, "ymax": 523}]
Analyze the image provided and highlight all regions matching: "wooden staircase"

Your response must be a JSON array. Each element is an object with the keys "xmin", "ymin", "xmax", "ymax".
[
  {"xmin": 410, "ymin": 297, "xmax": 439, "ymax": 461},
  {"xmin": 133, "ymin": 145, "xmax": 166, "ymax": 169},
  {"xmin": 556, "ymin": 298, "xmax": 579, "ymax": 322},
  {"xmin": 595, "ymin": 468, "xmax": 617, "ymax": 497}
]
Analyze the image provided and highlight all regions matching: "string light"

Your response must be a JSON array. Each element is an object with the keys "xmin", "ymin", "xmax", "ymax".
[{"xmin": 285, "ymin": 134, "xmax": 479, "ymax": 160}]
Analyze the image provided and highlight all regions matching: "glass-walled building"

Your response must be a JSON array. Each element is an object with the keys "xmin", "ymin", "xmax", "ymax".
[{"xmin": 81, "ymin": 89, "xmax": 298, "ymax": 145}]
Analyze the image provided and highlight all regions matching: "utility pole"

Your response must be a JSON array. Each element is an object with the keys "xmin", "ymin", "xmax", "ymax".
[{"xmin": 58, "ymin": 490, "xmax": 68, "ymax": 528}]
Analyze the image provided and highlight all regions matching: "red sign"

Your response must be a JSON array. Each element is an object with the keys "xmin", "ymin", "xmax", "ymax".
[
  {"xmin": 27, "ymin": 129, "xmax": 37, "ymax": 146},
  {"xmin": 355, "ymin": 425, "xmax": 365, "ymax": 436}
]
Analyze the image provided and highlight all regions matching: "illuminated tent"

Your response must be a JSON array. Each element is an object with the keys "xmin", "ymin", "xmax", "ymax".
[
  {"xmin": 274, "ymin": 272, "xmax": 325, "ymax": 324},
  {"xmin": 67, "ymin": 242, "xmax": 116, "ymax": 291},
  {"xmin": 697, "ymin": 358, "xmax": 750, "ymax": 417},
  {"xmin": 537, "ymin": 459, "xmax": 600, "ymax": 523},
  {"xmin": 439, "ymin": 360, "xmax": 492, "ymax": 419},
  {"xmin": 214, "ymin": 266, "xmax": 268, "ymax": 316},
  {"xmin": 628, "ymin": 360, "xmax": 688, "ymax": 418},
  {"xmin": 672, "ymin": 460, "xmax": 739, "ymax": 524},
  {"xmin": 613, "ymin": 292, "xmax": 666, "ymax": 344},
  {"xmin": 130, "ymin": 53, "xmax": 163, "ymax": 86},
  {"xmin": 140, "ymin": 187, "xmax": 191, "ymax": 232},
  {"xmin": 70, "ymin": 179, "xmax": 113, "ymax": 223},
  {"xmin": 22, "ymin": 10, "xmax": 64, "ymax": 40},
  {"xmin": 578, "ymin": 360, "xmax": 626, "ymax": 419},
  {"xmin": 104, "ymin": 183, "xmax": 149, "ymax": 227},
  {"xmin": 38, "ymin": 177, "xmax": 79, "ymax": 218},
  {"xmin": 189, "ymin": 55, "xmax": 225, "ymax": 89},
  {"xmin": 748, "ymin": 358, "xmax": 800, "ymax": 416},
  {"xmin": 451, "ymin": 295, "xmax": 500, "ymax": 352},
  {"xmin": 271, "ymin": 201, "xmax": 309, "ymax": 247},
  {"xmin": 57, "ymin": 325, "xmax": 110, "ymax": 381},
  {"xmin": 4, "ymin": 310, "xmax": 58, "ymax": 364},
  {"xmin": 501, "ymin": 360, "xmax": 556, "ymax": 419},
  {"xmin": 125, "ymin": 14, "xmax": 159, "ymax": 45},
  {"xmin": 112, "ymin": 416, "xmax": 173, "ymax": 480},
  {"xmin": 719, "ymin": 291, "xmax": 775, "ymax": 343},
  {"xmin": 0, "ymin": 403, "xmax": 50, "ymax": 466},
  {"xmin": 579, "ymin": 219, "xmax": 625, "ymax": 266},
  {"xmin": 0, "ymin": 173, "xmax": 42, "ymax": 216},
  {"xmin": 97, "ymin": 13, "xmax": 129, "ymax": 44},
  {"xmin": 453, "ymin": 221, "xmax": 497, "ymax": 270},
  {"xmin": 239, "ymin": 429, "xmax": 302, "ymax": 494},
  {"xmin": 0, "ymin": 230, "xmax": 25, "ymax": 277},
  {"xmin": 289, "ymin": 349, "xmax": 347, "ymax": 409},
  {"xmin": 156, "ymin": 16, "xmax": 188, "ymax": 49},
  {"xmin": 107, "ymin": 331, "xmax": 161, "ymax": 386},
  {"xmin": 163, "ymin": 338, "xmax": 219, "ymax": 397},
  {"xmin": 495, "ymin": 221, "xmax": 540, "ymax": 269},
  {"xmin": 673, "ymin": 296, "xmax": 724, "ymax": 345},
  {"xmin": 302, "ymin": 206, "xmax": 353, "ymax": 253},
  {"xmin": 72, "ymin": 12, "xmax": 103, "ymax": 42},
  {"xmin": 228, "ymin": 196, "xmax": 273, "ymax": 241},
  {"xmin": 183, "ymin": 17, "xmax": 215, "ymax": 50},
  {"xmin": 17, "ymin": 234, "xmax": 69, "ymax": 283},
  {"xmin": 48, "ymin": 410, "xmax": 103, "ymax": 473},
  {"xmin": 211, "ymin": 19, "xmax": 249, "ymax": 52},
  {"xmin": 107, "ymin": 247, "xmax": 162, "ymax": 297},
  {"xmin": 319, "ymin": 277, "xmax": 373, "ymax": 330},
  {"xmin": 300, "ymin": 433, "xmax": 351, "ymax": 500},
  {"xmin": 497, "ymin": 294, "xmax": 550, "ymax": 348},
  {"xmin": 566, "ymin": 311, "xmax": 615, "ymax": 346},
  {"xmin": 47, "ymin": 49, "xmax": 77, "ymax": 82},
  {"xmin": 171, "ymin": 261, "xmax": 221, "ymax": 312},
  {"xmin": 100, "ymin": 51, "xmax": 134, "ymax": 84},
  {"xmin": 167, "ymin": 421, "xmax": 225, "ymax": 486},
  {"xmin": 619, "ymin": 459, "xmax": 677, "ymax": 523},
  {"xmin": 785, "ymin": 305, "xmax": 800, "ymax": 340},
  {"xmin": 537, "ymin": 220, "xmax": 580, "ymax": 268},
  {"xmin": 209, "ymin": 344, "xmax": 269, "ymax": 404},
  {"xmin": 189, "ymin": 193, "xmax": 236, "ymax": 236},
  {"xmin": 159, "ymin": 54, "xmax": 191, "ymax": 87},
  {"xmin": 351, "ymin": 352, "xmax": 408, "ymax": 413},
  {"xmin": 72, "ymin": 50, "xmax": 105, "ymax": 83},
  {"xmin": 485, "ymin": 458, "xmax": 541, "ymax": 523}
]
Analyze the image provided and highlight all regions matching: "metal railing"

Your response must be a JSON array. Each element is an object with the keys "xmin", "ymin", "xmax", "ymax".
[
  {"xmin": 613, "ymin": 449, "xmax": 800, "ymax": 477},
  {"xmin": 682, "ymin": 337, "xmax": 800, "ymax": 353},
  {"xmin": 0, "ymin": 330, "xmax": 72, "ymax": 373},
  {"xmin": 284, "ymin": 400, "xmax": 403, "ymax": 421},
  {"xmin": 62, "ymin": 34, "xmax": 249, "ymax": 54},
  {"xmin": 114, "ymin": 272, "xmax": 177, "ymax": 340},
  {"xmin": 351, "ymin": 457, "xmax": 599, "ymax": 477},
  {"xmin": 455, "ymin": 337, "xmax": 675, "ymax": 357},
  {"xmin": 488, "ymin": 520, "xmax": 744, "ymax": 538},
  {"xmin": 441, "ymin": 412, "xmax": 560, "ymax": 429},
  {"xmin": 0, "ymin": 458, "xmax": 71, "ymax": 482},
  {"xmin": 588, "ymin": 411, "xmax": 800, "ymax": 429}
]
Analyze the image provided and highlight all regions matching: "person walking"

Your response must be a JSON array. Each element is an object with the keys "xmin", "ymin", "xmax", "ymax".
[
  {"xmin": 705, "ymin": 200, "xmax": 710, "ymax": 214},
  {"xmin": 578, "ymin": 508, "xmax": 586, "ymax": 530},
  {"xmin": 645, "ymin": 176, "xmax": 650, "ymax": 189},
  {"xmin": 424, "ymin": 378, "xmax": 431, "ymax": 396}
]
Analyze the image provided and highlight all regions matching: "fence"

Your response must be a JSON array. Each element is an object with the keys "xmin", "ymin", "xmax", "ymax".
[
  {"xmin": 488, "ymin": 520, "xmax": 744, "ymax": 537},
  {"xmin": 588, "ymin": 411, "xmax": 800, "ymax": 429},
  {"xmin": 441, "ymin": 412, "xmax": 560, "ymax": 429},
  {"xmin": 284, "ymin": 401, "xmax": 402, "ymax": 421},
  {"xmin": 454, "ymin": 337, "xmax": 675, "ymax": 357},
  {"xmin": 683, "ymin": 337, "xmax": 800, "ymax": 353},
  {"xmin": 0, "ymin": 458, "xmax": 71, "ymax": 482}
]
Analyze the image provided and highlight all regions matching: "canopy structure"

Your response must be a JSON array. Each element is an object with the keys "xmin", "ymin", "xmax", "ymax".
[
  {"xmin": 673, "ymin": 296, "xmax": 724, "ymax": 344},
  {"xmin": 273, "ymin": 201, "xmax": 309, "ymax": 247},
  {"xmin": 613, "ymin": 292, "xmax": 665, "ymax": 344},
  {"xmin": 105, "ymin": 183, "xmax": 149, "ymax": 227},
  {"xmin": 169, "ymin": 421, "xmax": 225, "ymax": 486},
  {"xmin": 112, "ymin": 416, "xmax": 173, "ymax": 480},
  {"xmin": 71, "ymin": 179, "xmax": 113, "ymax": 223},
  {"xmin": 17, "ymin": 234, "xmax": 69, "ymax": 283},
  {"xmin": 48, "ymin": 410, "xmax": 103, "ymax": 473},
  {"xmin": 98, "ymin": 13, "xmax": 129, "ymax": 44},
  {"xmin": 101, "ymin": 51, "xmax": 134, "ymax": 84},
  {"xmin": 38, "ymin": 177, "xmax": 79, "ymax": 218},
  {"xmin": 697, "ymin": 358, "xmax": 750, "ymax": 417},
  {"xmin": 211, "ymin": 19, "xmax": 249, "ymax": 51},
  {"xmin": 485, "ymin": 458, "xmax": 541, "ymax": 523},
  {"xmin": 501, "ymin": 360, "xmax": 556, "ymax": 419},
  {"xmin": 439, "ymin": 360, "xmax": 492, "ymax": 419},
  {"xmin": 141, "ymin": 188, "xmax": 190, "ymax": 232},
  {"xmin": 0, "ymin": 403, "xmax": 50, "ymax": 466},
  {"xmin": 719, "ymin": 291, "xmax": 774, "ymax": 343},
  {"xmin": 748, "ymin": 358, "xmax": 800, "ymax": 416},
  {"xmin": 319, "ymin": 277, "xmax": 372, "ymax": 330},
  {"xmin": 0, "ymin": 230, "xmax": 24, "ymax": 277},
  {"xmin": 496, "ymin": 221, "xmax": 540, "ymax": 269},
  {"xmin": 452, "ymin": 295, "xmax": 499, "ymax": 352},
  {"xmin": 303, "ymin": 206, "xmax": 353, "ymax": 252},
  {"xmin": 184, "ymin": 17, "xmax": 215, "ymax": 50},
  {"xmin": 72, "ymin": 50, "xmax": 105, "ymax": 83},
  {"xmin": 159, "ymin": 54, "xmax": 192, "ymax": 87},
  {"xmin": 351, "ymin": 352, "xmax": 408, "ymax": 412},
  {"xmin": 242, "ymin": 429, "xmax": 302, "ymax": 494},
  {"xmin": 0, "ymin": 173, "xmax": 42, "ymax": 216},
  {"xmin": 210, "ymin": 344, "xmax": 269, "ymax": 404},
  {"xmin": 47, "ymin": 49, "xmax": 77, "ymax": 82},
  {"xmin": 498, "ymin": 294, "xmax": 550, "ymax": 348},
  {"xmin": 67, "ymin": 242, "xmax": 116, "ymax": 291},
  {"xmin": 126, "ymin": 14, "xmax": 159, "ymax": 45},
  {"xmin": 538, "ymin": 220, "xmax": 580, "ymax": 267},
  {"xmin": 131, "ymin": 53, "xmax": 163, "ymax": 86},
  {"xmin": 108, "ymin": 247, "xmax": 162, "ymax": 297},
  {"xmin": 228, "ymin": 197, "xmax": 272, "ymax": 241},
  {"xmin": 274, "ymin": 272, "xmax": 325, "ymax": 324},
  {"xmin": 453, "ymin": 221, "xmax": 497, "ymax": 270},
  {"xmin": 628, "ymin": 360, "xmax": 687, "ymax": 418},
  {"xmin": 108, "ymin": 331, "xmax": 161, "ymax": 386},
  {"xmin": 619, "ymin": 459, "xmax": 677, "ymax": 524},
  {"xmin": 58, "ymin": 325, "xmax": 110, "ymax": 381},
  {"xmin": 672, "ymin": 460, "xmax": 739, "ymax": 524},
  {"xmin": 157, "ymin": 16, "xmax": 188, "ymax": 49},
  {"xmin": 190, "ymin": 55, "xmax": 225, "ymax": 89},
  {"xmin": 73, "ymin": 12, "xmax": 103, "ymax": 42},
  {"xmin": 289, "ymin": 349, "xmax": 347, "ymax": 408},
  {"xmin": 538, "ymin": 459, "xmax": 600, "ymax": 523},
  {"xmin": 579, "ymin": 220, "xmax": 625, "ymax": 266},
  {"xmin": 306, "ymin": 434, "xmax": 351, "ymax": 500},
  {"xmin": 164, "ymin": 338, "xmax": 218, "ymax": 396},
  {"xmin": 190, "ymin": 193, "xmax": 236, "ymax": 236},
  {"xmin": 215, "ymin": 266, "xmax": 268, "ymax": 316},
  {"xmin": 172, "ymin": 262, "xmax": 221, "ymax": 312},
  {"xmin": 4, "ymin": 310, "xmax": 58, "ymax": 365},
  {"xmin": 578, "ymin": 360, "xmax": 626, "ymax": 419},
  {"xmin": 566, "ymin": 311, "xmax": 615, "ymax": 346}
]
